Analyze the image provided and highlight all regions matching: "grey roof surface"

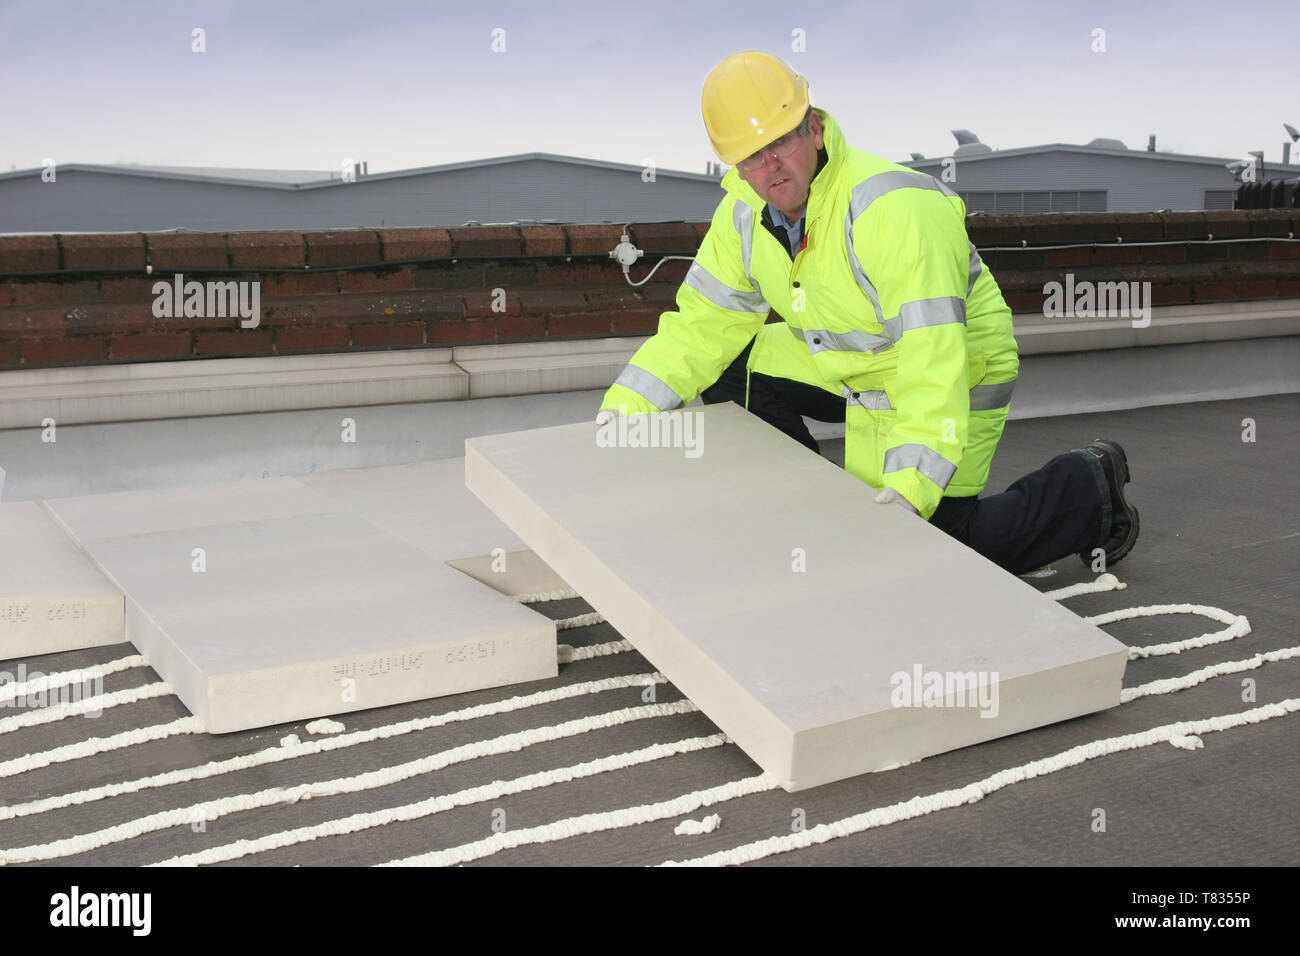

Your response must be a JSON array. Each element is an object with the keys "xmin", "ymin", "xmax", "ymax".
[{"xmin": 1, "ymin": 394, "xmax": 1296, "ymax": 867}]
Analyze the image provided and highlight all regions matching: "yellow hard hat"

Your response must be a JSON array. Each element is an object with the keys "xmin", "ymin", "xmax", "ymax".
[{"xmin": 701, "ymin": 51, "xmax": 810, "ymax": 166}]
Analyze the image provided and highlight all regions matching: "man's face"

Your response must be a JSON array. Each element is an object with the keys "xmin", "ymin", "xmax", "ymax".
[{"xmin": 736, "ymin": 111, "xmax": 824, "ymax": 220}]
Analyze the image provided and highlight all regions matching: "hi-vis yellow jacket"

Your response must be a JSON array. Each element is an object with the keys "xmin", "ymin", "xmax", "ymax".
[{"xmin": 599, "ymin": 108, "xmax": 1019, "ymax": 519}]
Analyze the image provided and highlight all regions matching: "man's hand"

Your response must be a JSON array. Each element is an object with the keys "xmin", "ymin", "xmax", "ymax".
[{"xmin": 875, "ymin": 486, "xmax": 918, "ymax": 515}]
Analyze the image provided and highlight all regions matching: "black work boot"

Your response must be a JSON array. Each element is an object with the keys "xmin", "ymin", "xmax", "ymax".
[{"xmin": 1074, "ymin": 439, "xmax": 1140, "ymax": 569}]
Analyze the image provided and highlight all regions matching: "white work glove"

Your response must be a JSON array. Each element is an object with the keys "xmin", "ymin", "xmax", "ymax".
[
  {"xmin": 875, "ymin": 486, "xmax": 918, "ymax": 515},
  {"xmin": 595, "ymin": 409, "xmax": 617, "ymax": 428}
]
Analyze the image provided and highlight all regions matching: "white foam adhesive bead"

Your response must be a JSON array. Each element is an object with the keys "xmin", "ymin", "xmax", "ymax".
[
  {"xmin": 674, "ymin": 814, "xmax": 721, "ymax": 836},
  {"xmin": 0, "ymin": 717, "xmax": 203, "ymax": 778},
  {"xmin": 381, "ymin": 772, "xmax": 778, "ymax": 867},
  {"xmin": 556, "ymin": 612, "xmax": 605, "ymax": 630},
  {"xmin": 557, "ymin": 640, "xmax": 635, "ymax": 664},
  {"xmin": 0, "ymin": 681, "xmax": 171, "ymax": 734},
  {"xmin": 1120, "ymin": 646, "xmax": 1299, "ymax": 703},
  {"xmin": 1169, "ymin": 735, "xmax": 1203, "ymax": 751},
  {"xmin": 513, "ymin": 589, "xmax": 581, "ymax": 604},
  {"xmin": 659, "ymin": 697, "xmax": 1300, "ymax": 867},
  {"xmin": 1044, "ymin": 573, "xmax": 1125, "ymax": 601},
  {"xmin": 305, "ymin": 718, "xmax": 345, "ymax": 735},
  {"xmin": 280, "ymin": 734, "xmax": 302, "ymax": 748},
  {"xmin": 0, "ymin": 654, "xmax": 147, "ymax": 706},
  {"xmin": 0, "ymin": 670, "xmax": 665, "ymax": 825},
  {"xmin": 153, "ymin": 733, "xmax": 728, "ymax": 867},
  {"xmin": 1087, "ymin": 604, "xmax": 1253, "ymax": 659},
  {"xmin": 0, "ymin": 699, "xmax": 698, "ymax": 864}
]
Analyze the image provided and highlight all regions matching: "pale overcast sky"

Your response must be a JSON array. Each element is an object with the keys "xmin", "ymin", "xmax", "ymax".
[{"xmin": 1, "ymin": 0, "xmax": 1296, "ymax": 177}]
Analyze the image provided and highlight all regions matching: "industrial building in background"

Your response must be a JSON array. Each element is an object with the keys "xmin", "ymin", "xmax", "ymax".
[{"xmin": 1, "ymin": 127, "xmax": 1296, "ymax": 233}]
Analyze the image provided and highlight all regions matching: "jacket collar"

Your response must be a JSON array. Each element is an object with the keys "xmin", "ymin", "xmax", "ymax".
[{"xmin": 720, "ymin": 107, "xmax": 844, "ymax": 222}]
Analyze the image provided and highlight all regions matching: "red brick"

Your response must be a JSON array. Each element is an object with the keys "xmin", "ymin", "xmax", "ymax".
[
  {"xmin": 195, "ymin": 330, "xmax": 274, "ymax": 355},
  {"xmin": 517, "ymin": 289, "xmax": 590, "ymax": 314},
  {"xmin": 1241, "ymin": 209, "xmax": 1293, "ymax": 237},
  {"xmin": 0, "ymin": 235, "xmax": 59, "ymax": 273},
  {"xmin": 1159, "ymin": 212, "xmax": 1208, "ymax": 240},
  {"xmin": 1114, "ymin": 213, "xmax": 1164, "ymax": 241},
  {"xmin": 1033, "ymin": 213, "xmax": 1120, "ymax": 244},
  {"xmin": 100, "ymin": 276, "xmax": 163, "ymax": 301},
  {"xmin": 0, "ymin": 341, "xmax": 19, "ymax": 366},
  {"xmin": 1234, "ymin": 279, "xmax": 1278, "ymax": 298},
  {"xmin": 494, "ymin": 315, "xmax": 546, "ymax": 339},
  {"xmin": 647, "ymin": 260, "xmax": 689, "ymax": 284},
  {"xmin": 1150, "ymin": 283, "xmax": 1193, "ymax": 305},
  {"xmin": 565, "ymin": 224, "xmax": 624, "ymax": 256},
  {"xmin": 692, "ymin": 222, "xmax": 711, "ymax": 243},
  {"xmin": 533, "ymin": 262, "xmax": 614, "ymax": 286},
  {"xmin": 22, "ymin": 337, "xmax": 108, "ymax": 364},
  {"xmin": 336, "ymin": 269, "xmax": 415, "ymax": 294},
  {"xmin": 11, "ymin": 280, "xmax": 99, "ymax": 307},
  {"xmin": 582, "ymin": 286, "xmax": 644, "ymax": 307},
  {"xmin": 65, "ymin": 303, "xmax": 160, "ymax": 334},
  {"xmin": 110, "ymin": 332, "xmax": 192, "ymax": 359},
  {"xmin": 228, "ymin": 231, "xmax": 306, "ymax": 268},
  {"xmin": 428, "ymin": 319, "xmax": 495, "ymax": 344},
  {"xmin": 60, "ymin": 233, "xmax": 147, "ymax": 271},
  {"xmin": 547, "ymin": 313, "xmax": 614, "ymax": 337},
  {"xmin": 1043, "ymin": 248, "xmax": 1093, "ymax": 268},
  {"xmin": 1193, "ymin": 281, "xmax": 1235, "ymax": 302},
  {"xmin": 305, "ymin": 230, "xmax": 381, "ymax": 268},
  {"xmin": 147, "ymin": 233, "xmax": 229, "ymax": 270},
  {"xmin": 1269, "ymin": 241, "xmax": 1300, "ymax": 259},
  {"xmin": 317, "ymin": 291, "xmax": 462, "ymax": 324},
  {"xmin": 379, "ymin": 228, "xmax": 453, "ymax": 262},
  {"xmin": 966, "ymin": 215, "xmax": 1026, "ymax": 246},
  {"xmin": 0, "ymin": 306, "xmax": 65, "ymax": 337},
  {"xmin": 520, "ymin": 226, "xmax": 567, "ymax": 257},
  {"xmin": 447, "ymin": 226, "xmax": 522, "ymax": 258},
  {"xmin": 1202, "ymin": 211, "xmax": 1251, "ymax": 239},
  {"xmin": 275, "ymin": 326, "xmax": 351, "ymax": 351},
  {"xmin": 1278, "ymin": 278, "xmax": 1300, "ymax": 296},
  {"xmin": 1003, "ymin": 291, "xmax": 1045, "ymax": 313},
  {"xmin": 352, "ymin": 322, "xmax": 424, "ymax": 347},
  {"xmin": 1093, "ymin": 244, "xmax": 1186, "ymax": 265},
  {"xmin": 263, "ymin": 272, "xmax": 339, "ymax": 297},
  {"xmin": 483, "ymin": 262, "xmax": 538, "ymax": 287},
  {"xmin": 628, "ymin": 222, "xmax": 699, "ymax": 253},
  {"xmin": 258, "ymin": 301, "xmax": 318, "ymax": 327},
  {"xmin": 463, "ymin": 290, "xmax": 521, "ymax": 316},
  {"xmin": 413, "ymin": 263, "xmax": 485, "ymax": 290},
  {"xmin": 613, "ymin": 309, "xmax": 663, "ymax": 334}
]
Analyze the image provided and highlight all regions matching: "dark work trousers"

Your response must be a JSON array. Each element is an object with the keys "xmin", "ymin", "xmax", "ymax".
[{"xmin": 700, "ymin": 337, "xmax": 1103, "ymax": 575}]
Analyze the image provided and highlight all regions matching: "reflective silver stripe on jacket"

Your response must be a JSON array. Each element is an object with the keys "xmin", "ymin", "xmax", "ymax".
[
  {"xmin": 969, "ymin": 380, "xmax": 1016, "ymax": 410},
  {"xmin": 843, "ymin": 169, "xmax": 966, "ymax": 327},
  {"xmin": 883, "ymin": 443, "xmax": 958, "ymax": 488},
  {"xmin": 967, "ymin": 242, "xmax": 983, "ymax": 296},
  {"xmin": 896, "ymin": 296, "xmax": 966, "ymax": 332},
  {"xmin": 842, "ymin": 384, "xmax": 892, "ymax": 410},
  {"xmin": 796, "ymin": 323, "xmax": 894, "ymax": 356},
  {"xmin": 841, "ymin": 380, "xmax": 1017, "ymax": 413},
  {"xmin": 684, "ymin": 261, "xmax": 767, "ymax": 314},
  {"xmin": 612, "ymin": 364, "xmax": 684, "ymax": 411},
  {"xmin": 732, "ymin": 202, "xmax": 760, "ymax": 296}
]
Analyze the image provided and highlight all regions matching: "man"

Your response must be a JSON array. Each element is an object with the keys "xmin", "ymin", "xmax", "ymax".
[{"xmin": 598, "ymin": 50, "xmax": 1138, "ymax": 576}]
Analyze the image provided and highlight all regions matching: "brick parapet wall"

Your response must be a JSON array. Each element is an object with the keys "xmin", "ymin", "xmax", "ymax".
[{"xmin": 0, "ymin": 212, "xmax": 1295, "ymax": 369}]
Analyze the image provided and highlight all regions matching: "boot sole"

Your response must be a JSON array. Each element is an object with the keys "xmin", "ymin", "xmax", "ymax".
[{"xmin": 1091, "ymin": 439, "xmax": 1139, "ymax": 567}]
